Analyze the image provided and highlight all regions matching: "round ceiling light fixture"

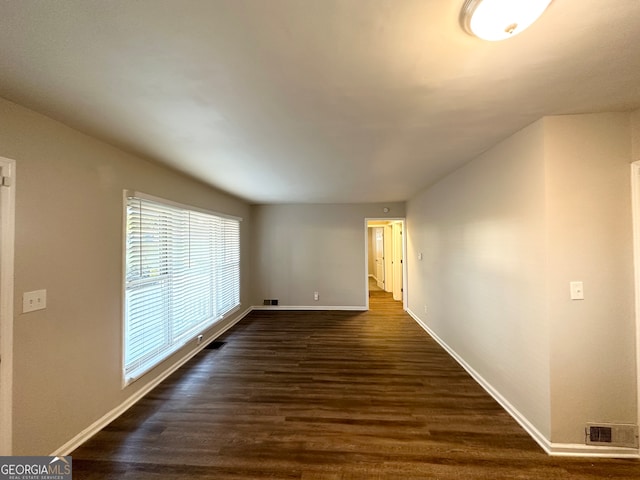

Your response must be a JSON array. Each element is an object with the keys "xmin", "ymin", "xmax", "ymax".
[{"xmin": 460, "ymin": 0, "xmax": 553, "ymax": 41}]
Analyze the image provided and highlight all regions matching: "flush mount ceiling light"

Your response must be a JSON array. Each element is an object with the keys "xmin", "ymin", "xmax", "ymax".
[{"xmin": 460, "ymin": 0, "xmax": 553, "ymax": 41}]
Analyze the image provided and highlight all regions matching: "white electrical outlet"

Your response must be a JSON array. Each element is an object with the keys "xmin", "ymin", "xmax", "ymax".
[
  {"xmin": 424, "ymin": 305, "xmax": 427, "ymax": 313},
  {"xmin": 314, "ymin": 291, "xmax": 319, "ymax": 301},
  {"xmin": 570, "ymin": 281, "xmax": 584, "ymax": 300},
  {"xmin": 23, "ymin": 289, "xmax": 47, "ymax": 313}
]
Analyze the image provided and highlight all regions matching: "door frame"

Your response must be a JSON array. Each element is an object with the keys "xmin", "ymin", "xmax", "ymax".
[
  {"xmin": 364, "ymin": 218, "xmax": 407, "ymax": 310},
  {"xmin": 631, "ymin": 161, "xmax": 640, "ymax": 436},
  {"xmin": 0, "ymin": 156, "xmax": 15, "ymax": 455},
  {"xmin": 391, "ymin": 221, "xmax": 403, "ymax": 301}
]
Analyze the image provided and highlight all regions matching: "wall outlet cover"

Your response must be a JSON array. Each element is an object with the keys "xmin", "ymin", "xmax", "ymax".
[{"xmin": 23, "ymin": 289, "xmax": 47, "ymax": 313}]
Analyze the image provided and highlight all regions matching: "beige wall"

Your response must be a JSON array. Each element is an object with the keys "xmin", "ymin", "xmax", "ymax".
[
  {"xmin": 407, "ymin": 120, "xmax": 551, "ymax": 438},
  {"xmin": 0, "ymin": 97, "xmax": 251, "ymax": 455},
  {"xmin": 406, "ymin": 112, "xmax": 637, "ymax": 448},
  {"xmin": 252, "ymin": 203, "xmax": 405, "ymax": 307},
  {"xmin": 545, "ymin": 113, "xmax": 636, "ymax": 444}
]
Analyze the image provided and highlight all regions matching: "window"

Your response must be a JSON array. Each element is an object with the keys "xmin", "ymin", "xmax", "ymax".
[{"xmin": 123, "ymin": 193, "xmax": 240, "ymax": 384}]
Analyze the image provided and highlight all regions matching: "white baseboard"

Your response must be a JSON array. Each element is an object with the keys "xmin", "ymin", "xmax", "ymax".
[
  {"xmin": 252, "ymin": 305, "xmax": 367, "ymax": 311},
  {"xmin": 547, "ymin": 443, "xmax": 639, "ymax": 458},
  {"xmin": 51, "ymin": 306, "xmax": 253, "ymax": 456},
  {"xmin": 406, "ymin": 308, "xmax": 639, "ymax": 459}
]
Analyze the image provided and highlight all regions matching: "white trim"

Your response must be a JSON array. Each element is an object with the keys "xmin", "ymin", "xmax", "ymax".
[
  {"xmin": 125, "ymin": 190, "xmax": 243, "ymax": 222},
  {"xmin": 52, "ymin": 306, "xmax": 253, "ymax": 456},
  {"xmin": 632, "ymin": 162, "xmax": 640, "ymax": 441},
  {"xmin": 546, "ymin": 443, "xmax": 639, "ymax": 458},
  {"xmin": 364, "ymin": 221, "xmax": 370, "ymax": 310},
  {"xmin": 252, "ymin": 305, "xmax": 367, "ymax": 311},
  {"xmin": 0, "ymin": 157, "xmax": 15, "ymax": 456},
  {"xmin": 407, "ymin": 308, "xmax": 639, "ymax": 459},
  {"xmin": 121, "ymin": 191, "xmax": 127, "ymax": 388},
  {"xmin": 401, "ymin": 220, "xmax": 408, "ymax": 308}
]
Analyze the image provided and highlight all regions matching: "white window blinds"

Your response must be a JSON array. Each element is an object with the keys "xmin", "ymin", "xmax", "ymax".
[{"xmin": 124, "ymin": 195, "xmax": 240, "ymax": 383}]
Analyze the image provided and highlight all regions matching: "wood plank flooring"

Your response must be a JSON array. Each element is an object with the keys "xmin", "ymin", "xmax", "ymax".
[{"xmin": 71, "ymin": 292, "xmax": 640, "ymax": 479}]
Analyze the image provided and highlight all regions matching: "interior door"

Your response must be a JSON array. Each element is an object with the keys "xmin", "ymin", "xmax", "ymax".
[
  {"xmin": 374, "ymin": 227, "xmax": 384, "ymax": 289},
  {"xmin": 384, "ymin": 225, "xmax": 393, "ymax": 292},
  {"xmin": 392, "ymin": 222, "xmax": 403, "ymax": 301}
]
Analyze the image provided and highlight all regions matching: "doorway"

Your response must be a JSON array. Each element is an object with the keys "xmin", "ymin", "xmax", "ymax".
[
  {"xmin": 365, "ymin": 218, "xmax": 406, "ymax": 310},
  {"xmin": 0, "ymin": 156, "xmax": 15, "ymax": 455}
]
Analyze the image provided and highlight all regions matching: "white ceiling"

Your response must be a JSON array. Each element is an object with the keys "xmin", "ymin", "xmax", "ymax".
[{"xmin": 1, "ymin": 0, "xmax": 639, "ymax": 204}]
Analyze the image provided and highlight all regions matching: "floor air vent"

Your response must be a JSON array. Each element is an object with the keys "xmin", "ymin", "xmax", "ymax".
[
  {"xmin": 586, "ymin": 423, "xmax": 639, "ymax": 448},
  {"xmin": 204, "ymin": 341, "xmax": 226, "ymax": 350}
]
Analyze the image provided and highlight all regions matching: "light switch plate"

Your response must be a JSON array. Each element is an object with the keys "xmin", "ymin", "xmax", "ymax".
[
  {"xmin": 570, "ymin": 281, "xmax": 584, "ymax": 300},
  {"xmin": 23, "ymin": 289, "xmax": 47, "ymax": 313}
]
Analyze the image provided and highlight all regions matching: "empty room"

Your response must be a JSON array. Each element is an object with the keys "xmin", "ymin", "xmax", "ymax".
[{"xmin": 1, "ymin": 1, "xmax": 640, "ymax": 479}]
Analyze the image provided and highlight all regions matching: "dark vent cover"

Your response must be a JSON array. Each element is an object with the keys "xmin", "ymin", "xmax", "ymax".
[
  {"xmin": 586, "ymin": 423, "xmax": 639, "ymax": 447},
  {"xmin": 589, "ymin": 426, "xmax": 613, "ymax": 443},
  {"xmin": 204, "ymin": 341, "xmax": 226, "ymax": 350}
]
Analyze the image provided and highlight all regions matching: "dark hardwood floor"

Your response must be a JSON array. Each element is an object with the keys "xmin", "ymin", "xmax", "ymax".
[{"xmin": 72, "ymin": 291, "xmax": 640, "ymax": 479}]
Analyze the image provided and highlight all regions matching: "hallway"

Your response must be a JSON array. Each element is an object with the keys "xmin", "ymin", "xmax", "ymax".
[
  {"xmin": 71, "ymin": 294, "xmax": 640, "ymax": 479},
  {"xmin": 368, "ymin": 275, "xmax": 383, "ymax": 292}
]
